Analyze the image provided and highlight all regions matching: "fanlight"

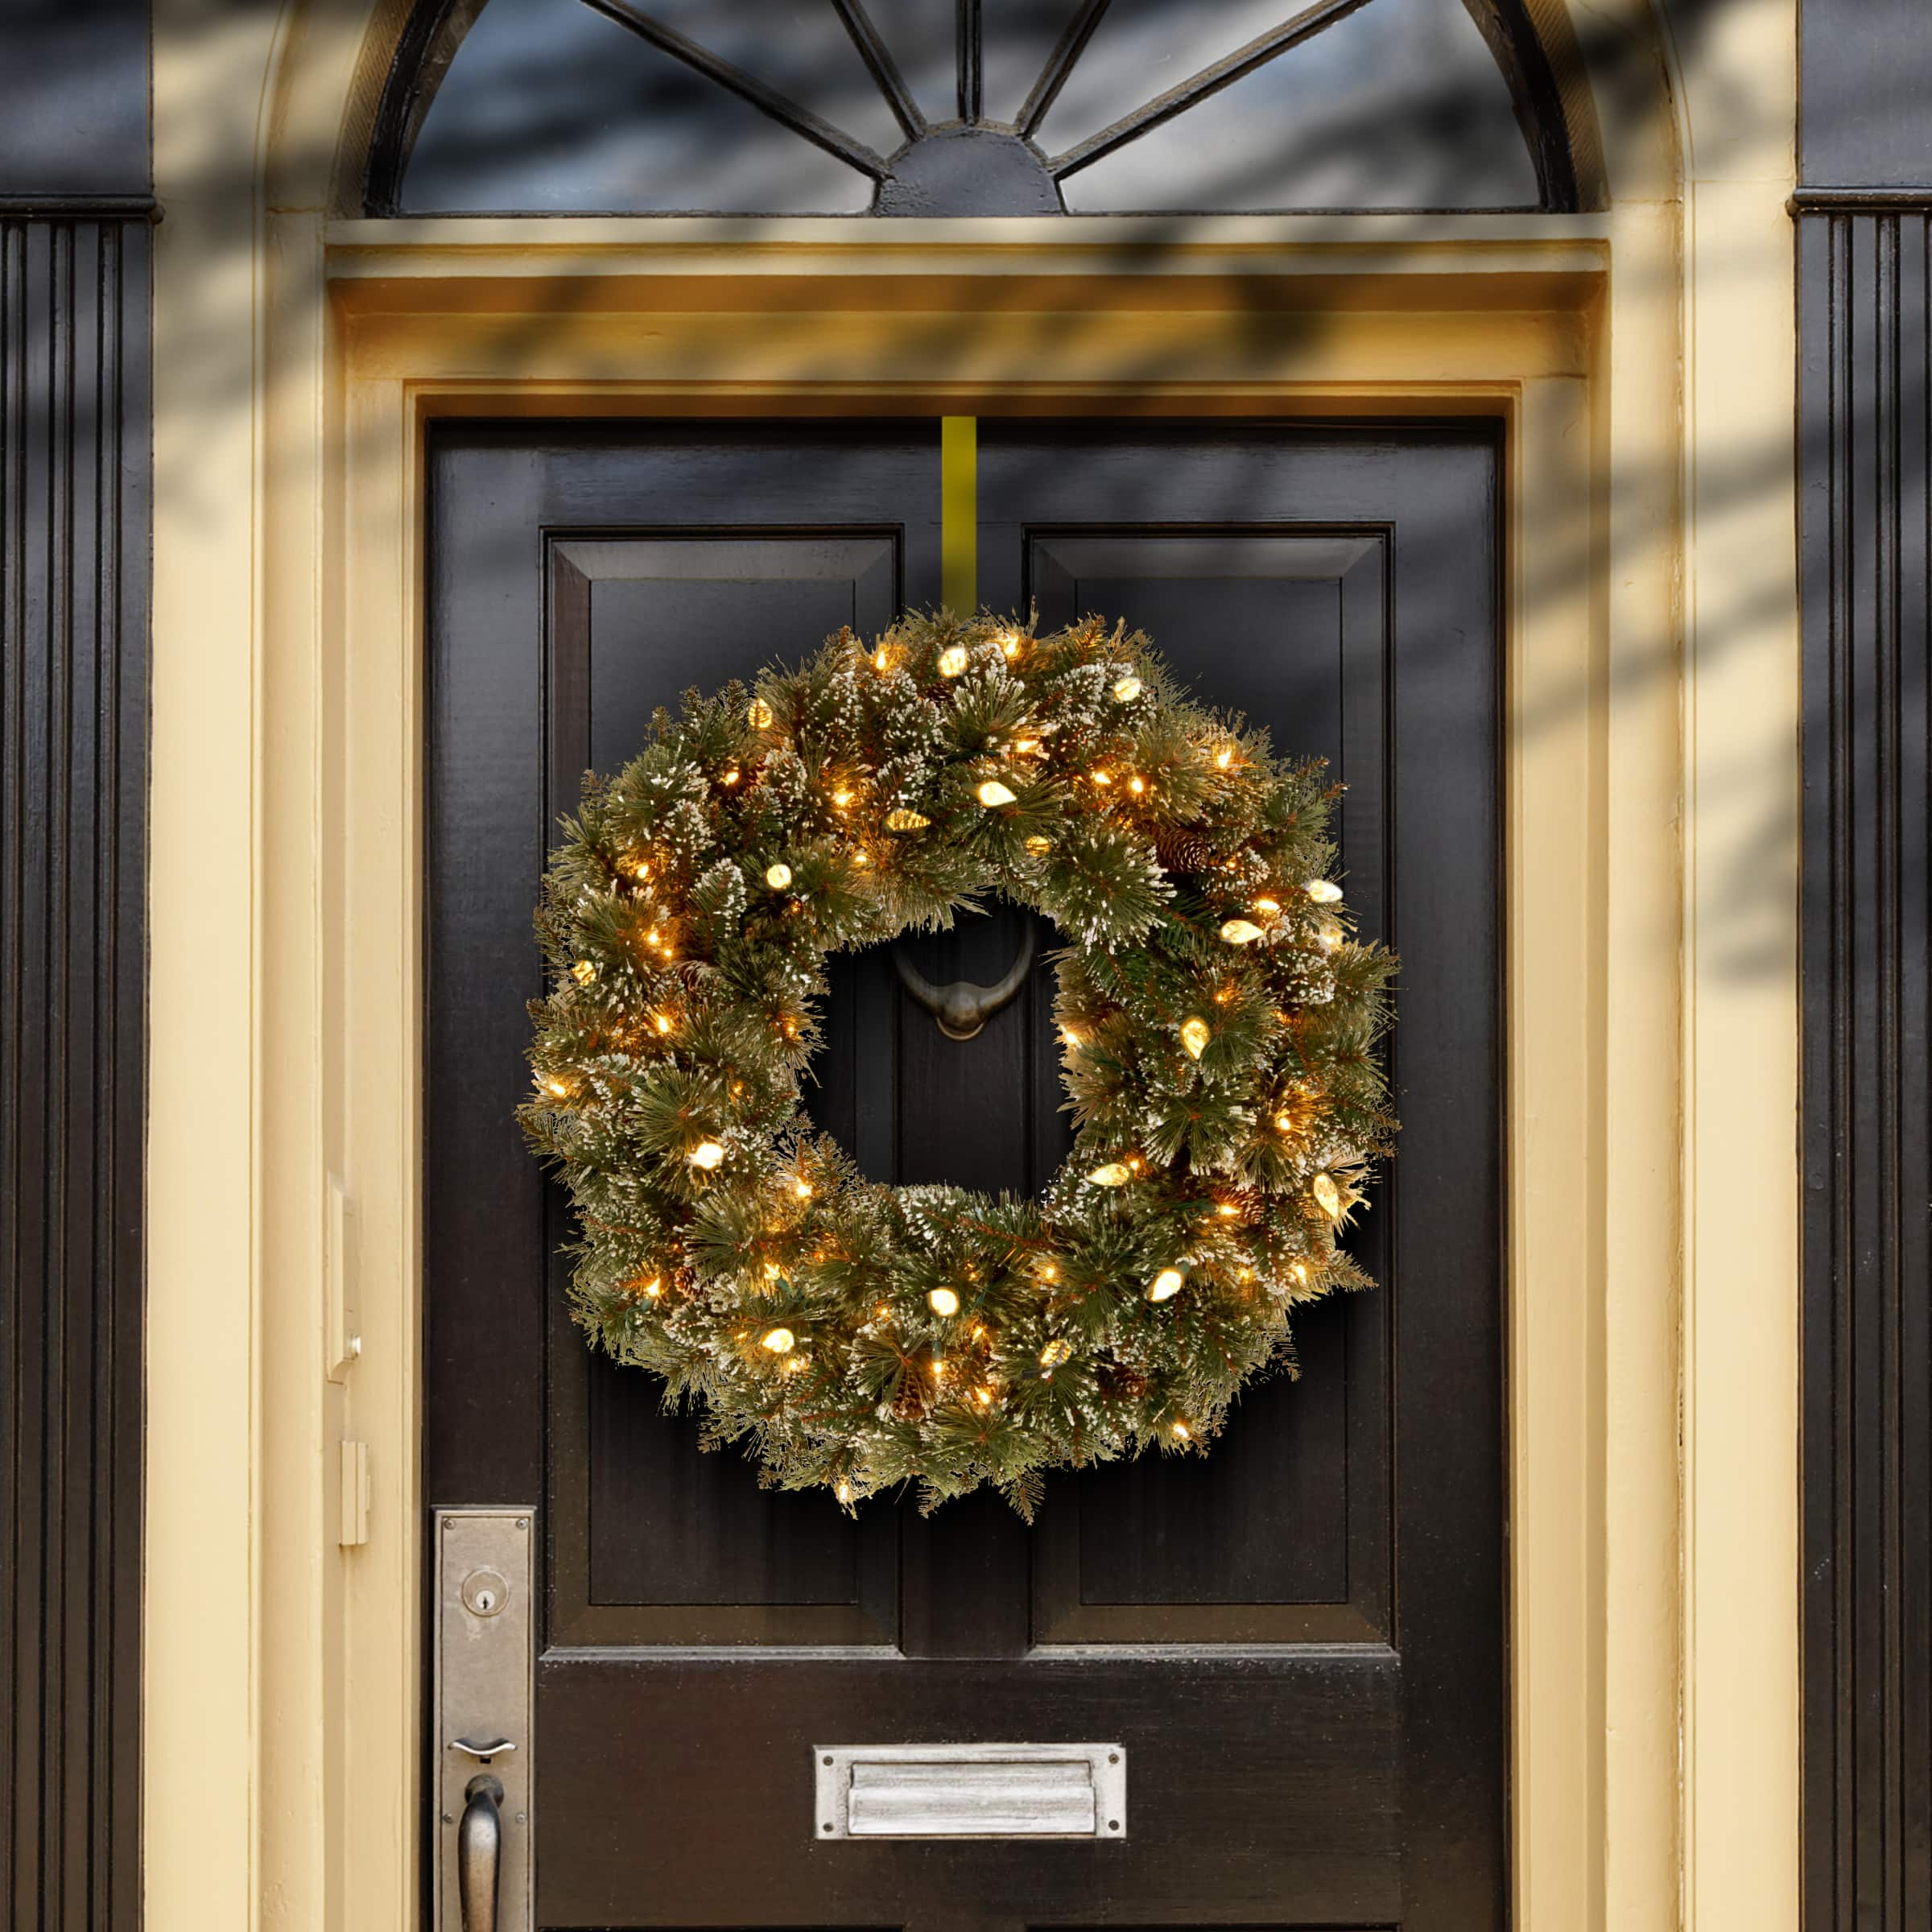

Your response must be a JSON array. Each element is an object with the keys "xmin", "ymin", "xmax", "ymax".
[{"xmin": 373, "ymin": 0, "xmax": 1587, "ymax": 217}]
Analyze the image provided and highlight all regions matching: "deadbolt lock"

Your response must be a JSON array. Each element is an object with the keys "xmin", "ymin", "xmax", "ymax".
[{"xmin": 461, "ymin": 1567, "xmax": 510, "ymax": 1617}]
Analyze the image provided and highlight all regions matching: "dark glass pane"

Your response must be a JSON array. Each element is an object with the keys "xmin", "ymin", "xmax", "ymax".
[
  {"xmin": 980, "ymin": 0, "xmax": 1092, "ymax": 125},
  {"xmin": 401, "ymin": 0, "xmax": 873, "ymax": 213},
  {"xmin": 632, "ymin": 0, "xmax": 906, "ymax": 156},
  {"xmin": 865, "ymin": 1, "xmax": 956, "ymax": 126},
  {"xmin": 1056, "ymin": 0, "xmax": 1542, "ymax": 210},
  {"xmin": 1032, "ymin": 0, "xmax": 1299, "ymax": 152}
]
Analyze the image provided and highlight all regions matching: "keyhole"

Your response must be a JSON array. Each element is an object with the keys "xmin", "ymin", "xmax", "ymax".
[{"xmin": 460, "ymin": 1567, "xmax": 510, "ymax": 1618}]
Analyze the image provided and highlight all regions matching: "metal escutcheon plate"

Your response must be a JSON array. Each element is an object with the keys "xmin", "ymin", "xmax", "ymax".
[{"xmin": 435, "ymin": 1509, "xmax": 535, "ymax": 1930}]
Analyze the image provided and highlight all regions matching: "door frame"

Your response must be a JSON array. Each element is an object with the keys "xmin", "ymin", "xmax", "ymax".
[{"xmin": 147, "ymin": 6, "xmax": 1802, "ymax": 1929}]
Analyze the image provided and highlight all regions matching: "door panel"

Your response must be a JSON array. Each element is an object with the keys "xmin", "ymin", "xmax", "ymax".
[
  {"xmin": 983, "ymin": 425, "xmax": 1504, "ymax": 1919},
  {"xmin": 426, "ymin": 419, "xmax": 1502, "ymax": 1930},
  {"xmin": 543, "ymin": 524, "xmax": 906, "ymax": 1649},
  {"xmin": 1018, "ymin": 528, "xmax": 1391, "ymax": 1649}
]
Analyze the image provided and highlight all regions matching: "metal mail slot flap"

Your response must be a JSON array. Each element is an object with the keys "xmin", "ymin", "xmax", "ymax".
[{"xmin": 815, "ymin": 1743, "xmax": 1126, "ymax": 1840}]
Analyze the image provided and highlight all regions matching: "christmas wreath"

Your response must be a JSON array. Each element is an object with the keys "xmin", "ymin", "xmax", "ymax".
[{"xmin": 522, "ymin": 610, "xmax": 1396, "ymax": 1517}]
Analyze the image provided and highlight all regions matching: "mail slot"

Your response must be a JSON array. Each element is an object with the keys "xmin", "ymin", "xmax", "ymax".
[{"xmin": 814, "ymin": 1744, "xmax": 1127, "ymax": 1841}]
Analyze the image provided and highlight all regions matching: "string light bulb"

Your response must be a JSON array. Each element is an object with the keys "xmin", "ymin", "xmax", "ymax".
[
  {"xmin": 1179, "ymin": 1016, "xmax": 1211, "ymax": 1059},
  {"xmin": 976, "ymin": 778, "xmax": 1018, "ymax": 807},
  {"xmin": 1087, "ymin": 1162, "xmax": 1131, "ymax": 1187},
  {"xmin": 720, "ymin": 766, "xmax": 741, "ymax": 786},
  {"xmin": 747, "ymin": 697, "xmax": 774, "ymax": 729},
  {"xmin": 1253, "ymin": 896, "xmax": 1280, "ymax": 917},
  {"xmin": 927, "ymin": 1286, "xmax": 960, "ymax": 1317},
  {"xmin": 793, "ymin": 1177, "xmax": 812, "ymax": 1199},
  {"xmin": 1220, "ymin": 919, "xmax": 1265, "ymax": 945},
  {"xmin": 761, "ymin": 1327, "xmax": 795, "ymax": 1355},
  {"xmin": 1023, "ymin": 834, "xmax": 1053, "ymax": 855},
  {"xmin": 1001, "ymin": 632, "xmax": 1022, "ymax": 658},
  {"xmin": 873, "ymin": 646, "xmax": 890, "ymax": 672},
  {"xmin": 572, "ymin": 959, "xmax": 597, "ymax": 985},
  {"xmin": 653, "ymin": 1012, "xmax": 674, "ymax": 1035},
  {"xmin": 937, "ymin": 644, "xmax": 968, "ymax": 677},
  {"xmin": 543, "ymin": 1075, "xmax": 569, "ymax": 1098},
  {"xmin": 1315, "ymin": 914, "xmax": 1344, "ymax": 952},
  {"xmin": 1306, "ymin": 879, "xmax": 1343, "ymax": 903},
  {"xmin": 1113, "ymin": 675, "xmax": 1143, "ymax": 702},
  {"xmin": 1171, "ymin": 1419, "xmax": 1192, "ymax": 1440},
  {"xmin": 689, "ymin": 1141, "xmax": 725, "ymax": 1170},
  {"xmin": 1127, "ymin": 774, "xmax": 1146, "ymax": 795},
  {"xmin": 1147, "ymin": 1268, "xmax": 1184, "ymax": 1302},
  {"xmin": 885, "ymin": 807, "xmax": 930, "ymax": 832},
  {"xmin": 1038, "ymin": 1338, "xmax": 1073, "ymax": 1370},
  {"xmin": 1215, "ymin": 747, "xmax": 1234, "ymax": 770},
  {"xmin": 1311, "ymin": 1171, "xmax": 1343, "ymax": 1217},
  {"xmin": 765, "ymin": 861, "xmax": 793, "ymax": 889}
]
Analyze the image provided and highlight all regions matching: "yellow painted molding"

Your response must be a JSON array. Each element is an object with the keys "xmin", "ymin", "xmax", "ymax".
[{"xmin": 264, "ymin": 256, "xmax": 1622, "ymax": 1932}]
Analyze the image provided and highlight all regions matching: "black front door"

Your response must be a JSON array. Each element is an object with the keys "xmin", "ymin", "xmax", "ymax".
[{"xmin": 427, "ymin": 419, "xmax": 1505, "ymax": 1928}]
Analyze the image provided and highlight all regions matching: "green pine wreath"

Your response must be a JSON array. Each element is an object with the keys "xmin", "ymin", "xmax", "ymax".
[{"xmin": 522, "ymin": 609, "xmax": 1397, "ymax": 1517}]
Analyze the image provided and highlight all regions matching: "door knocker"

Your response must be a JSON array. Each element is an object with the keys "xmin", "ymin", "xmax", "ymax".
[{"xmin": 892, "ymin": 921, "xmax": 1038, "ymax": 1040}]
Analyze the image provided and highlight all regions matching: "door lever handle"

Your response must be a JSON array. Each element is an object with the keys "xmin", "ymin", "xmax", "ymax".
[{"xmin": 457, "ymin": 1772, "xmax": 506, "ymax": 1932}]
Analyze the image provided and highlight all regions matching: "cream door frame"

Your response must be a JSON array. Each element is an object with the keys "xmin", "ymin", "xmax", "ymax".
[{"xmin": 148, "ymin": 4, "xmax": 1798, "ymax": 1930}]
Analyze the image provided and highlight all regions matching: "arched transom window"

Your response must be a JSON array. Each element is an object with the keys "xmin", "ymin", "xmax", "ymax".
[{"xmin": 369, "ymin": 0, "xmax": 1591, "ymax": 217}]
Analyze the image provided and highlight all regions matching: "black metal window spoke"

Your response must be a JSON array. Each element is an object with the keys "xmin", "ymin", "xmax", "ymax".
[
  {"xmin": 579, "ymin": 0, "xmax": 894, "ymax": 180},
  {"xmin": 376, "ymin": 0, "xmax": 1578, "ymax": 217},
  {"xmin": 1039, "ymin": 0, "xmax": 1380, "ymax": 180}
]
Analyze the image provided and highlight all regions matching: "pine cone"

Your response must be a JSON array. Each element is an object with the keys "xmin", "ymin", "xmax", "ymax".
[
  {"xmin": 890, "ymin": 1377, "xmax": 930, "ymax": 1423},
  {"xmin": 1152, "ymin": 823, "xmax": 1216, "ymax": 877},
  {"xmin": 1097, "ymin": 1362, "xmax": 1149, "ymax": 1403}
]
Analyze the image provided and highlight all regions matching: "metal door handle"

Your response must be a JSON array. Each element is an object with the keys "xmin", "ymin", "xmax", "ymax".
[
  {"xmin": 457, "ymin": 1773, "xmax": 505, "ymax": 1932},
  {"xmin": 894, "ymin": 921, "xmax": 1038, "ymax": 1039}
]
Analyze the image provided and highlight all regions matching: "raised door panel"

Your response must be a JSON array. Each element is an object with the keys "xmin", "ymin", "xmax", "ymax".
[
  {"xmin": 1022, "ymin": 532, "xmax": 1390, "ymax": 1645},
  {"xmin": 545, "ymin": 531, "xmax": 906, "ymax": 1647}
]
